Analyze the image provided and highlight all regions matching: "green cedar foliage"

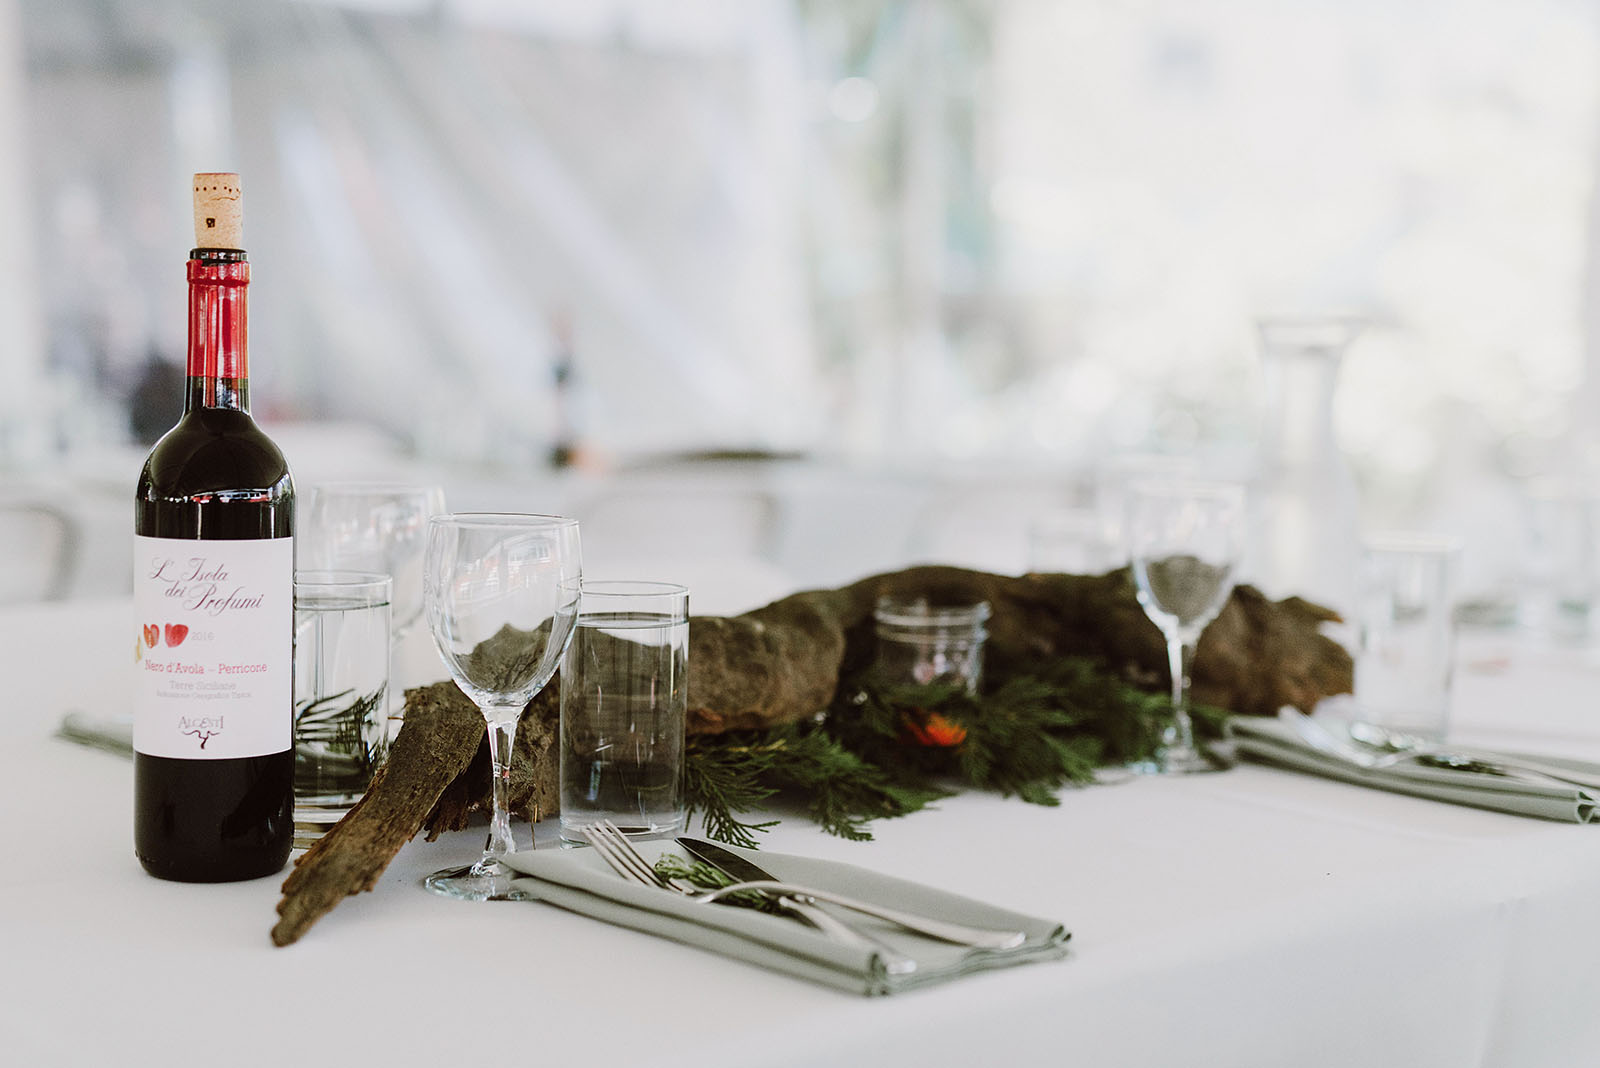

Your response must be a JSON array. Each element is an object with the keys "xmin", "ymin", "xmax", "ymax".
[{"xmin": 683, "ymin": 655, "xmax": 1227, "ymax": 846}]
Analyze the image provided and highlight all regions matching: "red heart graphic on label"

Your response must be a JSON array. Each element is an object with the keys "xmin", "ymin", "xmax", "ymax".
[
  {"xmin": 143, "ymin": 624, "xmax": 159, "ymax": 648},
  {"xmin": 164, "ymin": 623, "xmax": 189, "ymax": 647}
]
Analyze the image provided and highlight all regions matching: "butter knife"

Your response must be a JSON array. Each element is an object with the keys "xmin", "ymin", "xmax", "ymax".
[{"xmin": 676, "ymin": 837, "xmax": 1027, "ymax": 951}]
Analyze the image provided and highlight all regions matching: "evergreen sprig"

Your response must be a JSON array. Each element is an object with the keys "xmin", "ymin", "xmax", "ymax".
[
  {"xmin": 682, "ymin": 735, "xmax": 783, "ymax": 848},
  {"xmin": 682, "ymin": 654, "xmax": 1226, "ymax": 847},
  {"xmin": 653, "ymin": 854, "xmax": 781, "ymax": 913},
  {"xmin": 684, "ymin": 727, "xmax": 948, "ymax": 846},
  {"xmin": 293, "ymin": 685, "xmax": 385, "ymax": 787}
]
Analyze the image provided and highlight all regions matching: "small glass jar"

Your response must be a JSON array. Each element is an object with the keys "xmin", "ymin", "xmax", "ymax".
[{"xmin": 872, "ymin": 596, "xmax": 991, "ymax": 695}]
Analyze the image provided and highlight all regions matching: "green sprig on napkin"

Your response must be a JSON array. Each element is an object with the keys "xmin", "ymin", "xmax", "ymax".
[{"xmin": 653, "ymin": 854, "xmax": 783, "ymax": 913}]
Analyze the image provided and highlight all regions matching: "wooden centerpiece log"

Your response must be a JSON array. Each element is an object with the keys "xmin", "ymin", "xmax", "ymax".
[{"xmin": 271, "ymin": 565, "xmax": 1350, "ymax": 945}]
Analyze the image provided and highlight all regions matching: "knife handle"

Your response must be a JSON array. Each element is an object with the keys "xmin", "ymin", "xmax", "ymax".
[{"xmin": 707, "ymin": 880, "xmax": 1028, "ymax": 950}]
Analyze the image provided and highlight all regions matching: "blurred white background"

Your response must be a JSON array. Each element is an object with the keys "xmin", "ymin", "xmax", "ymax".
[{"xmin": 4, "ymin": 0, "xmax": 1600, "ymax": 606}]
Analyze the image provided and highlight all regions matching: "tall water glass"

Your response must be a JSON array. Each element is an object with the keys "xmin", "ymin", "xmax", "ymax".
[
  {"xmin": 423, "ymin": 513, "xmax": 581, "ymax": 900},
  {"xmin": 293, "ymin": 571, "xmax": 391, "ymax": 847},
  {"xmin": 1521, "ymin": 480, "xmax": 1598, "ymax": 642},
  {"xmin": 1125, "ymin": 479, "xmax": 1247, "ymax": 774},
  {"xmin": 559, "ymin": 581, "xmax": 689, "ymax": 844},
  {"xmin": 1355, "ymin": 535, "xmax": 1460, "ymax": 743}
]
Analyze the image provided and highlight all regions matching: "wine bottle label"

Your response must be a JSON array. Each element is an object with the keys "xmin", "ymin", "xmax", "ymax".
[{"xmin": 132, "ymin": 535, "xmax": 293, "ymax": 759}]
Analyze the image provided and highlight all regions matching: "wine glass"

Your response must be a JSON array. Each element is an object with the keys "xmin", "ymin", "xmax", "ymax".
[
  {"xmin": 300, "ymin": 483, "xmax": 447, "ymax": 639},
  {"xmin": 301, "ymin": 483, "xmax": 447, "ymax": 725},
  {"xmin": 422, "ymin": 513, "xmax": 582, "ymax": 900},
  {"xmin": 1124, "ymin": 478, "xmax": 1246, "ymax": 774}
]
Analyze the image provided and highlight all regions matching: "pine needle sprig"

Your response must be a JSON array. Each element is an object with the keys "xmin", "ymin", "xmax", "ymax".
[
  {"xmin": 652, "ymin": 853, "xmax": 781, "ymax": 912},
  {"xmin": 760, "ymin": 725, "xmax": 952, "ymax": 841},
  {"xmin": 682, "ymin": 734, "xmax": 784, "ymax": 848},
  {"xmin": 681, "ymin": 654, "xmax": 1228, "ymax": 847}
]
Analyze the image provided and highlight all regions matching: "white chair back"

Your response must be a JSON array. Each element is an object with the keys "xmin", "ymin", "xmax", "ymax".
[{"xmin": 0, "ymin": 500, "xmax": 79, "ymax": 603}]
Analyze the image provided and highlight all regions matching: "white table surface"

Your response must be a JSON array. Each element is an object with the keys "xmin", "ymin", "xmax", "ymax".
[{"xmin": 5, "ymin": 594, "xmax": 1600, "ymax": 1068}]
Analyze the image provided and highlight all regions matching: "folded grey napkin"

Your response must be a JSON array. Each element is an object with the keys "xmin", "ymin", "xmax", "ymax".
[
  {"xmin": 1230, "ymin": 716, "xmax": 1599, "ymax": 823},
  {"xmin": 499, "ymin": 841, "xmax": 1070, "ymax": 996},
  {"xmin": 57, "ymin": 711, "xmax": 133, "ymax": 756}
]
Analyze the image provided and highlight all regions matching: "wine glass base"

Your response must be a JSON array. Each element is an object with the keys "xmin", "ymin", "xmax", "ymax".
[
  {"xmin": 423, "ymin": 859, "xmax": 529, "ymax": 901},
  {"xmin": 1128, "ymin": 746, "xmax": 1225, "ymax": 776}
]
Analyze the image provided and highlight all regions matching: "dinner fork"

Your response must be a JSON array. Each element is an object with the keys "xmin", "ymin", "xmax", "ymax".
[
  {"xmin": 580, "ymin": 820, "xmax": 1026, "ymax": 951},
  {"xmin": 580, "ymin": 821, "xmax": 917, "ymax": 974}
]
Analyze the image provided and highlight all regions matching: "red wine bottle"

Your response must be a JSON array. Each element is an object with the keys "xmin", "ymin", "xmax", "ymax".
[{"xmin": 133, "ymin": 174, "xmax": 295, "ymax": 881}]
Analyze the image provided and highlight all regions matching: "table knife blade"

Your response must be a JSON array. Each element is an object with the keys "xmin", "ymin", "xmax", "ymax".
[{"xmin": 677, "ymin": 837, "xmax": 784, "ymax": 885}]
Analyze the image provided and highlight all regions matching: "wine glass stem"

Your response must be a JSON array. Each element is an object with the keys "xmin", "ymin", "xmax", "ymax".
[
  {"xmin": 484, "ymin": 719, "xmax": 517, "ymax": 861},
  {"xmin": 1166, "ymin": 636, "xmax": 1198, "ymax": 753}
]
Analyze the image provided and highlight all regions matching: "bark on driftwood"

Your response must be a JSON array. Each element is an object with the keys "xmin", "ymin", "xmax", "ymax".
[
  {"xmin": 270, "ymin": 682, "xmax": 560, "ymax": 946},
  {"xmin": 272, "ymin": 565, "xmax": 1351, "ymax": 945},
  {"xmin": 688, "ymin": 566, "xmax": 1350, "ymax": 732}
]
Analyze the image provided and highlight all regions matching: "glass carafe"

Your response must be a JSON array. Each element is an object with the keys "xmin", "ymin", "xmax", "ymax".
[{"xmin": 1249, "ymin": 316, "xmax": 1363, "ymax": 618}]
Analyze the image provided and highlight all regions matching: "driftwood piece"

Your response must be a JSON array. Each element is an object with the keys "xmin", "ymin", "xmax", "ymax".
[
  {"xmin": 272, "ymin": 565, "xmax": 1351, "ymax": 945},
  {"xmin": 687, "ymin": 566, "xmax": 1351, "ymax": 731},
  {"xmin": 271, "ymin": 680, "xmax": 560, "ymax": 946},
  {"xmin": 419, "ymin": 685, "xmax": 561, "ymax": 835},
  {"xmin": 272, "ymin": 682, "xmax": 479, "ymax": 946}
]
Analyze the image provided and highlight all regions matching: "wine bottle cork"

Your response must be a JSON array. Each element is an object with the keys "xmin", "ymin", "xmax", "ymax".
[{"xmin": 192, "ymin": 173, "xmax": 243, "ymax": 249}]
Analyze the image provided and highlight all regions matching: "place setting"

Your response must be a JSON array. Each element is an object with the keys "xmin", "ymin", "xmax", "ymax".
[
  {"xmin": 87, "ymin": 167, "xmax": 1600, "ymax": 992},
  {"xmin": 268, "ymin": 462, "xmax": 1370, "ymax": 991},
  {"xmin": 500, "ymin": 821, "xmax": 1070, "ymax": 997},
  {"xmin": 106, "ymin": 431, "xmax": 1600, "ymax": 995},
  {"xmin": 19, "ymin": 12, "xmax": 1600, "ymax": 1059},
  {"xmin": 279, "ymin": 506, "xmax": 1072, "ymax": 993},
  {"xmin": 1227, "ymin": 533, "xmax": 1600, "ymax": 823}
]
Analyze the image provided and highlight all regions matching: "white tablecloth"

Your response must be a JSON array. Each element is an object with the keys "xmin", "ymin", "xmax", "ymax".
[{"xmin": 4, "ymin": 598, "xmax": 1600, "ymax": 1067}]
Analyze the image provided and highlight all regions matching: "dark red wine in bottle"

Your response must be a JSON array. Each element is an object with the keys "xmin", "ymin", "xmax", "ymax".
[{"xmin": 133, "ymin": 173, "xmax": 295, "ymax": 882}]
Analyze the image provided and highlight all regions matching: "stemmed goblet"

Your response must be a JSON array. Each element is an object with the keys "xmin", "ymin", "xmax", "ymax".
[
  {"xmin": 300, "ymin": 482, "xmax": 447, "ymax": 641},
  {"xmin": 1124, "ymin": 479, "xmax": 1246, "ymax": 774},
  {"xmin": 301, "ymin": 483, "xmax": 448, "ymax": 726},
  {"xmin": 422, "ymin": 513, "xmax": 581, "ymax": 900}
]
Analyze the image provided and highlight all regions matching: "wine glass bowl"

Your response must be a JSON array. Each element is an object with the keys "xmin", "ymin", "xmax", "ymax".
[
  {"xmin": 422, "ymin": 513, "xmax": 581, "ymax": 900},
  {"xmin": 1124, "ymin": 479, "xmax": 1247, "ymax": 774},
  {"xmin": 300, "ymin": 483, "xmax": 447, "ymax": 639}
]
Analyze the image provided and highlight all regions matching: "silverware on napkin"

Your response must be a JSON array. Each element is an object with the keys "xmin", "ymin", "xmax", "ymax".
[
  {"xmin": 498, "ymin": 839, "xmax": 1070, "ymax": 996},
  {"xmin": 675, "ymin": 835, "xmax": 917, "ymax": 974},
  {"xmin": 1281, "ymin": 707, "xmax": 1600, "ymax": 790},
  {"xmin": 676, "ymin": 837, "xmax": 1027, "ymax": 949},
  {"xmin": 1230, "ymin": 712, "xmax": 1599, "ymax": 823}
]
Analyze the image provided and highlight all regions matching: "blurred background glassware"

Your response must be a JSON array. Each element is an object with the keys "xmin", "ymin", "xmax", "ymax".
[
  {"xmin": 1026, "ymin": 508, "xmax": 1118, "ymax": 575},
  {"xmin": 1519, "ymin": 478, "xmax": 1599, "ymax": 644},
  {"xmin": 293, "ymin": 570, "xmax": 391, "ymax": 848},
  {"xmin": 1249, "ymin": 316, "xmax": 1363, "ymax": 618},
  {"xmin": 1093, "ymin": 453, "xmax": 1200, "ymax": 569},
  {"xmin": 559, "ymin": 580, "xmax": 689, "ymax": 845},
  {"xmin": 1124, "ymin": 478, "xmax": 1247, "ymax": 774},
  {"xmin": 300, "ymin": 483, "xmax": 447, "ymax": 722},
  {"xmin": 872, "ymin": 596, "xmax": 990, "ymax": 696},
  {"xmin": 1354, "ymin": 534, "xmax": 1461, "ymax": 743},
  {"xmin": 423, "ymin": 513, "xmax": 581, "ymax": 900}
]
